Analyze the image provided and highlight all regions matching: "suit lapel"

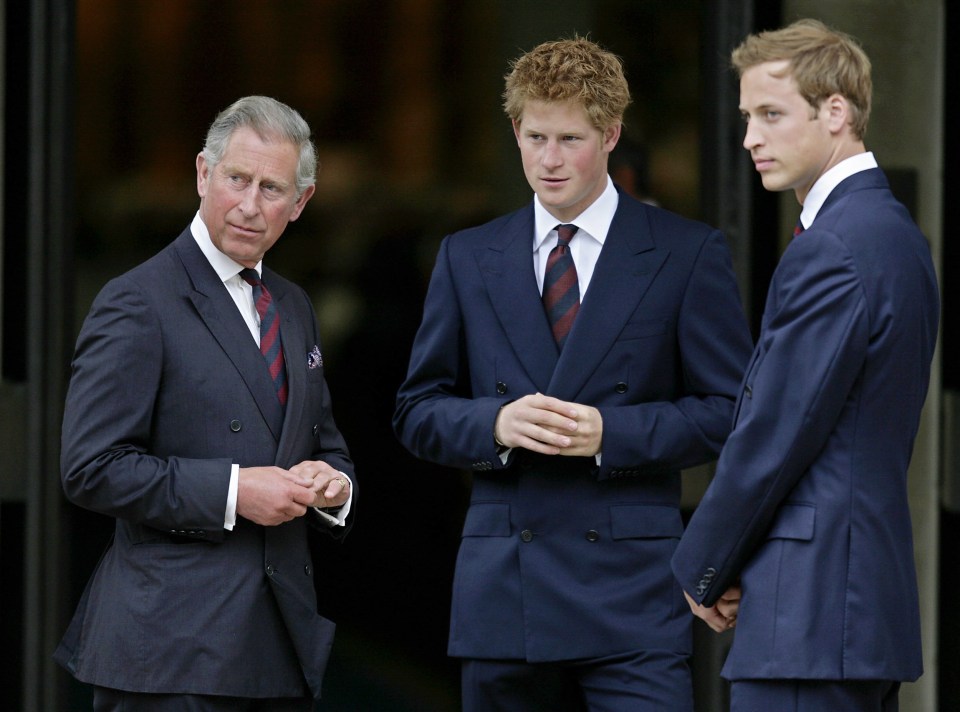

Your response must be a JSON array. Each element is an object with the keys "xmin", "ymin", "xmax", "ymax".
[
  {"xmin": 477, "ymin": 207, "xmax": 559, "ymax": 392},
  {"xmin": 547, "ymin": 197, "xmax": 667, "ymax": 400},
  {"xmin": 173, "ymin": 232, "xmax": 285, "ymax": 442}
]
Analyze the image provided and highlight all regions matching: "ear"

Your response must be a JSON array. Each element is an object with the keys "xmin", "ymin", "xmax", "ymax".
[
  {"xmin": 512, "ymin": 118, "xmax": 522, "ymax": 145},
  {"xmin": 196, "ymin": 153, "xmax": 209, "ymax": 198},
  {"xmin": 602, "ymin": 122, "xmax": 622, "ymax": 152},
  {"xmin": 288, "ymin": 184, "xmax": 316, "ymax": 222},
  {"xmin": 824, "ymin": 94, "xmax": 851, "ymax": 135}
]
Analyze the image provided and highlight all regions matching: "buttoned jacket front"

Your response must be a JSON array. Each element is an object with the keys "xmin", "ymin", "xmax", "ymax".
[{"xmin": 395, "ymin": 189, "xmax": 753, "ymax": 661}]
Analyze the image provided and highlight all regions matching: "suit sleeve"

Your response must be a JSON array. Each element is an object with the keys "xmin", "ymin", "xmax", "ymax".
[
  {"xmin": 61, "ymin": 276, "xmax": 232, "ymax": 537},
  {"xmin": 597, "ymin": 230, "xmax": 754, "ymax": 477},
  {"xmin": 671, "ymin": 230, "xmax": 869, "ymax": 605},
  {"xmin": 393, "ymin": 237, "xmax": 506, "ymax": 470}
]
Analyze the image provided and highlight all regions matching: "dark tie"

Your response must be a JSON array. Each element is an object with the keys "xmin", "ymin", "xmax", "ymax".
[
  {"xmin": 239, "ymin": 268, "xmax": 288, "ymax": 405},
  {"xmin": 794, "ymin": 219, "xmax": 805, "ymax": 237},
  {"xmin": 543, "ymin": 224, "xmax": 580, "ymax": 348}
]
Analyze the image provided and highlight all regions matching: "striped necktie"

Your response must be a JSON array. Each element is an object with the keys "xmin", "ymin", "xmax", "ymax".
[
  {"xmin": 543, "ymin": 224, "xmax": 580, "ymax": 348},
  {"xmin": 239, "ymin": 268, "xmax": 288, "ymax": 405}
]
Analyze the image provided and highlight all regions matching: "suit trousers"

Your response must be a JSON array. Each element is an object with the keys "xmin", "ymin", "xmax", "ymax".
[
  {"xmin": 93, "ymin": 687, "xmax": 313, "ymax": 712},
  {"xmin": 461, "ymin": 649, "xmax": 693, "ymax": 712},
  {"xmin": 730, "ymin": 679, "xmax": 900, "ymax": 712}
]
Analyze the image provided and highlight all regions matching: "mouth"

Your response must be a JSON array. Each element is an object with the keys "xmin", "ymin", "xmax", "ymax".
[
  {"xmin": 752, "ymin": 157, "xmax": 775, "ymax": 172},
  {"xmin": 540, "ymin": 176, "xmax": 568, "ymax": 187},
  {"xmin": 229, "ymin": 222, "xmax": 262, "ymax": 238}
]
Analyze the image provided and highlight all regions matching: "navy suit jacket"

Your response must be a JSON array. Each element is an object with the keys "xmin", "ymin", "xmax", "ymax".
[
  {"xmin": 394, "ymin": 190, "xmax": 753, "ymax": 661},
  {"xmin": 55, "ymin": 228, "xmax": 355, "ymax": 700},
  {"xmin": 672, "ymin": 168, "xmax": 939, "ymax": 682}
]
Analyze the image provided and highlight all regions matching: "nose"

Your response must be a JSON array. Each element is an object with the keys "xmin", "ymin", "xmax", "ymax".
[
  {"xmin": 238, "ymin": 185, "xmax": 260, "ymax": 216},
  {"xmin": 742, "ymin": 118, "xmax": 762, "ymax": 151},
  {"xmin": 541, "ymin": 139, "xmax": 563, "ymax": 169}
]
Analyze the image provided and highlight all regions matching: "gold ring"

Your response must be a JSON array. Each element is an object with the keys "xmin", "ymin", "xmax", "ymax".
[{"xmin": 336, "ymin": 477, "xmax": 348, "ymax": 489}]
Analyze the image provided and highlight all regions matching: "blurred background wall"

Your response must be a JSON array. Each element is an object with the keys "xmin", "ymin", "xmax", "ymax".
[{"xmin": 1, "ymin": 1, "xmax": 952, "ymax": 710}]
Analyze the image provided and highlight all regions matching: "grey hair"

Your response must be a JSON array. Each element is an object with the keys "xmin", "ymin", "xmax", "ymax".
[{"xmin": 202, "ymin": 96, "xmax": 317, "ymax": 196}]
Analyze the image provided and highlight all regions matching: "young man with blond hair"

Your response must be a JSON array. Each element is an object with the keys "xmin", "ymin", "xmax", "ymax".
[
  {"xmin": 673, "ymin": 19, "xmax": 939, "ymax": 712},
  {"xmin": 395, "ymin": 37, "xmax": 752, "ymax": 711}
]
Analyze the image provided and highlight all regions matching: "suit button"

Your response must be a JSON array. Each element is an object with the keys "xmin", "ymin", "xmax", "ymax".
[
  {"xmin": 520, "ymin": 529, "xmax": 534, "ymax": 542},
  {"xmin": 266, "ymin": 564, "xmax": 275, "ymax": 576},
  {"xmin": 615, "ymin": 382, "xmax": 628, "ymax": 394},
  {"xmin": 313, "ymin": 424, "xmax": 320, "ymax": 437},
  {"xmin": 585, "ymin": 529, "xmax": 600, "ymax": 542},
  {"xmin": 304, "ymin": 565, "xmax": 312, "ymax": 576},
  {"xmin": 229, "ymin": 419, "xmax": 242, "ymax": 432},
  {"xmin": 496, "ymin": 381, "xmax": 508, "ymax": 395}
]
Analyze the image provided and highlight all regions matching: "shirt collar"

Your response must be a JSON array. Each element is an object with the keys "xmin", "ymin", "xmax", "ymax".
[
  {"xmin": 190, "ymin": 212, "xmax": 263, "ymax": 281},
  {"xmin": 532, "ymin": 176, "xmax": 619, "ymax": 251},
  {"xmin": 799, "ymin": 151, "xmax": 878, "ymax": 229}
]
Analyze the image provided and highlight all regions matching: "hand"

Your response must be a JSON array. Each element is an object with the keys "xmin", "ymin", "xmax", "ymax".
[
  {"xmin": 236, "ymin": 466, "xmax": 317, "ymax": 526},
  {"xmin": 552, "ymin": 404, "xmax": 602, "ymax": 457},
  {"xmin": 716, "ymin": 584, "xmax": 741, "ymax": 622},
  {"xmin": 289, "ymin": 460, "xmax": 351, "ymax": 509},
  {"xmin": 683, "ymin": 590, "xmax": 737, "ymax": 633},
  {"xmin": 494, "ymin": 393, "xmax": 602, "ymax": 456}
]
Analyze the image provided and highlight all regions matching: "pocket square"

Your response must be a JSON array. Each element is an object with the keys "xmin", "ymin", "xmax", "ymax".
[{"xmin": 307, "ymin": 345, "xmax": 323, "ymax": 369}]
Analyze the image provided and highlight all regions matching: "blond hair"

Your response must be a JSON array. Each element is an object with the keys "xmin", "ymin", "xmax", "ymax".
[
  {"xmin": 503, "ymin": 36, "xmax": 631, "ymax": 131},
  {"xmin": 732, "ymin": 19, "xmax": 872, "ymax": 139}
]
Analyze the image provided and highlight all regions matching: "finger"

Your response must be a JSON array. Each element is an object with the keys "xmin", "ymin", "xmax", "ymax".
[
  {"xmin": 290, "ymin": 487, "xmax": 318, "ymax": 507},
  {"xmin": 323, "ymin": 475, "xmax": 350, "ymax": 498},
  {"xmin": 528, "ymin": 393, "xmax": 580, "ymax": 418},
  {"xmin": 717, "ymin": 599, "xmax": 740, "ymax": 619},
  {"xmin": 277, "ymin": 468, "xmax": 314, "ymax": 486}
]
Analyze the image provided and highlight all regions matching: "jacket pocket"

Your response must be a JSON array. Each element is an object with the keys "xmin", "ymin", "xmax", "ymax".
[
  {"xmin": 618, "ymin": 318, "xmax": 668, "ymax": 341},
  {"xmin": 767, "ymin": 503, "xmax": 816, "ymax": 540},
  {"xmin": 462, "ymin": 502, "xmax": 511, "ymax": 537}
]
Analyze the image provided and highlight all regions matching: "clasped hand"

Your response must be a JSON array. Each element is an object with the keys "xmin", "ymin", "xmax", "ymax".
[
  {"xmin": 683, "ymin": 585, "xmax": 741, "ymax": 633},
  {"xmin": 237, "ymin": 460, "xmax": 350, "ymax": 526},
  {"xmin": 494, "ymin": 393, "xmax": 603, "ymax": 457}
]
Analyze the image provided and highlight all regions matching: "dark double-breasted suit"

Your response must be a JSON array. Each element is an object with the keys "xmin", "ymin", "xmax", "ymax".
[
  {"xmin": 394, "ymin": 190, "xmax": 753, "ymax": 662},
  {"xmin": 55, "ymin": 228, "xmax": 354, "ymax": 701},
  {"xmin": 672, "ymin": 168, "xmax": 939, "ymax": 683}
]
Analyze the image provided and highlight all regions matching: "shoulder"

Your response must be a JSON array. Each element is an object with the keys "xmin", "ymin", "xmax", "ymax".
[
  {"xmin": 443, "ymin": 204, "xmax": 531, "ymax": 250},
  {"xmin": 93, "ymin": 239, "xmax": 184, "ymax": 305},
  {"xmin": 817, "ymin": 169, "xmax": 913, "ymax": 233},
  {"xmin": 613, "ymin": 192, "xmax": 720, "ymax": 247}
]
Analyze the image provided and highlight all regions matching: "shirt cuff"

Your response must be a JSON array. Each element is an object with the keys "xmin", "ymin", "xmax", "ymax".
[{"xmin": 224, "ymin": 463, "xmax": 239, "ymax": 530}]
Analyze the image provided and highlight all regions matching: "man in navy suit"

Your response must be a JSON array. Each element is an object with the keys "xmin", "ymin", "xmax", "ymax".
[
  {"xmin": 394, "ymin": 37, "xmax": 753, "ymax": 711},
  {"xmin": 672, "ymin": 19, "xmax": 939, "ymax": 712},
  {"xmin": 55, "ymin": 96, "xmax": 356, "ymax": 711}
]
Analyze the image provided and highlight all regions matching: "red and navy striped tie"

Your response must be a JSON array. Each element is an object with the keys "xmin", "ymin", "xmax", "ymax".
[
  {"xmin": 794, "ymin": 218, "xmax": 805, "ymax": 237},
  {"xmin": 240, "ymin": 268, "xmax": 288, "ymax": 405},
  {"xmin": 543, "ymin": 224, "xmax": 580, "ymax": 348}
]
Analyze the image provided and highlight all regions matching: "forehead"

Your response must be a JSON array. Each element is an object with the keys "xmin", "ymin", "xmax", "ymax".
[
  {"xmin": 519, "ymin": 99, "xmax": 595, "ymax": 129},
  {"xmin": 739, "ymin": 60, "xmax": 801, "ymax": 107},
  {"xmin": 219, "ymin": 126, "xmax": 300, "ymax": 178}
]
